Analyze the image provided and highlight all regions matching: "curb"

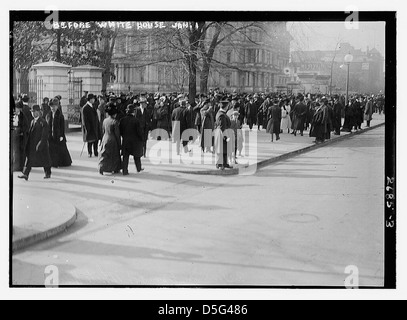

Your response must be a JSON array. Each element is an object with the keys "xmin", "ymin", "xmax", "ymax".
[
  {"xmin": 12, "ymin": 205, "xmax": 78, "ymax": 253},
  {"xmin": 175, "ymin": 122, "xmax": 385, "ymax": 176}
]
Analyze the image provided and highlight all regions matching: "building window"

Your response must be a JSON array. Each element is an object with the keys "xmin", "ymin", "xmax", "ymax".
[
  {"xmin": 226, "ymin": 74, "xmax": 231, "ymax": 87},
  {"xmin": 226, "ymin": 51, "xmax": 232, "ymax": 64},
  {"xmin": 140, "ymin": 68, "xmax": 145, "ymax": 84}
]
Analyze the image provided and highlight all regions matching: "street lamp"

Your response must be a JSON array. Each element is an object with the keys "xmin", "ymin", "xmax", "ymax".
[{"xmin": 344, "ymin": 53, "xmax": 353, "ymax": 106}]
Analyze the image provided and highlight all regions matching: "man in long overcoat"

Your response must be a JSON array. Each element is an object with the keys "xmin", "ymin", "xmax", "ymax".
[
  {"xmin": 119, "ymin": 104, "xmax": 144, "ymax": 175},
  {"xmin": 365, "ymin": 96, "xmax": 374, "ymax": 128},
  {"xmin": 214, "ymin": 100, "xmax": 232, "ymax": 170},
  {"xmin": 81, "ymin": 93, "xmax": 99, "ymax": 157},
  {"xmin": 135, "ymin": 93, "xmax": 153, "ymax": 158},
  {"xmin": 18, "ymin": 105, "xmax": 52, "ymax": 180},
  {"xmin": 245, "ymin": 96, "xmax": 258, "ymax": 131},
  {"xmin": 171, "ymin": 98, "xmax": 189, "ymax": 155},
  {"xmin": 292, "ymin": 95, "xmax": 307, "ymax": 136},
  {"xmin": 333, "ymin": 96, "xmax": 343, "ymax": 135}
]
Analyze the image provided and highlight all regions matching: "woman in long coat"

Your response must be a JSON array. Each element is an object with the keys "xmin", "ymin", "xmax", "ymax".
[
  {"xmin": 46, "ymin": 101, "xmax": 72, "ymax": 168},
  {"xmin": 99, "ymin": 105, "xmax": 122, "ymax": 175},
  {"xmin": 280, "ymin": 100, "xmax": 292, "ymax": 134},
  {"xmin": 266, "ymin": 100, "xmax": 282, "ymax": 142},
  {"xmin": 200, "ymin": 102, "xmax": 215, "ymax": 153},
  {"xmin": 310, "ymin": 99, "xmax": 329, "ymax": 143}
]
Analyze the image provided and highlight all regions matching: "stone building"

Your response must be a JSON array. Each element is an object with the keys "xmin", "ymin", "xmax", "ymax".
[
  {"xmin": 108, "ymin": 22, "xmax": 293, "ymax": 94},
  {"xmin": 290, "ymin": 43, "xmax": 385, "ymax": 95}
]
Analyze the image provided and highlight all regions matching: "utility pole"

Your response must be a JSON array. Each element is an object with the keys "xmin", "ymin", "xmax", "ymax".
[{"xmin": 329, "ymin": 41, "xmax": 341, "ymax": 96}]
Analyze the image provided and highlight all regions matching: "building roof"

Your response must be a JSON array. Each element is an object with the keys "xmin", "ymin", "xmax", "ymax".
[{"xmin": 33, "ymin": 61, "xmax": 72, "ymax": 68}]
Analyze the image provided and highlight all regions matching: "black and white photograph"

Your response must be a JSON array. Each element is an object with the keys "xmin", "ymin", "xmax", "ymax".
[{"xmin": 3, "ymin": 0, "xmax": 404, "ymax": 299}]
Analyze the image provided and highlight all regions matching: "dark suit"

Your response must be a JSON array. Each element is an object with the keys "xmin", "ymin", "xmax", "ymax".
[
  {"xmin": 214, "ymin": 109, "xmax": 232, "ymax": 167},
  {"xmin": 81, "ymin": 102, "xmax": 99, "ymax": 156},
  {"xmin": 119, "ymin": 114, "xmax": 144, "ymax": 173},
  {"xmin": 46, "ymin": 109, "xmax": 72, "ymax": 167},
  {"xmin": 20, "ymin": 102, "xmax": 34, "ymax": 124},
  {"xmin": 135, "ymin": 106, "xmax": 152, "ymax": 157},
  {"xmin": 333, "ymin": 102, "xmax": 343, "ymax": 135},
  {"xmin": 292, "ymin": 101, "xmax": 307, "ymax": 135},
  {"xmin": 22, "ymin": 117, "xmax": 52, "ymax": 178},
  {"xmin": 245, "ymin": 102, "xmax": 258, "ymax": 130},
  {"xmin": 266, "ymin": 104, "xmax": 282, "ymax": 139},
  {"xmin": 12, "ymin": 111, "xmax": 29, "ymax": 172}
]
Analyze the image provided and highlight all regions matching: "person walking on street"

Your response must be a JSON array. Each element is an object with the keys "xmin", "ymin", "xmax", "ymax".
[
  {"xmin": 12, "ymin": 99, "xmax": 29, "ymax": 172},
  {"xmin": 333, "ymin": 96, "xmax": 343, "ymax": 135},
  {"xmin": 310, "ymin": 98, "xmax": 329, "ymax": 144},
  {"xmin": 292, "ymin": 94, "xmax": 307, "ymax": 136},
  {"xmin": 214, "ymin": 100, "xmax": 233, "ymax": 170},
  {"xmin": 135, "ymin": 93, "xmax": 152, "ymax": 158},
  {"xmin": 280, "ymin": 99, "xmax": 292, "ymax": 134},
  {"xmin": 266, "ymin": 98, "xmax": 282, "ymax": 142},
  {"xmin": 18, "ymin": 105, "xmax": 52, "ymax": 181},
  {"xmin": 99, "ymin": 104, "xmax": 122, "ymax": 175},
  {"xmin": 365, "ymin": 96, "xmax": 374, "ymax": 128},
  {"xmin": 81, "ymin": 93, "xmax": 99, "ymax": 158},
  {"xmin": 119, "ymin": 104, "xmax": 144, "ymax": 175},
  {"xmin": 45, "ymin": 99, "xmax": 72, "ymax": 168}
]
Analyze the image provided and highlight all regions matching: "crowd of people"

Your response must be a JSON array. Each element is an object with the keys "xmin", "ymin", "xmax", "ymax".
[{"xmin": 11, "ymin": 88, "xmax": 385, "ymax": 177}]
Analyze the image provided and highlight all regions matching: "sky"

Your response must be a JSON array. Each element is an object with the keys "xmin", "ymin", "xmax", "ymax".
[{"xmin": 288, "ymin": 22, "xmax": 385, "ymax": 57}]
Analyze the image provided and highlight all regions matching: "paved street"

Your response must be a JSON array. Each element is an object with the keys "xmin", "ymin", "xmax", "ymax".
[{"xmin": 12, "ymin": 126, "xmax": 384, "ymax": 286}]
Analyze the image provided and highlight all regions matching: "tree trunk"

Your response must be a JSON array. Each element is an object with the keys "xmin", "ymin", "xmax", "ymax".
[
  {"xmin": 102, "ymin": 34, "xmax": 117, "ymax": 92},
  {"xmin": 200, "ymin": 60, "xmax": 210, "ymax": 94},
  {"xmin": 188, "ymin": 55, "xmax": 197, "ymax": 106}
]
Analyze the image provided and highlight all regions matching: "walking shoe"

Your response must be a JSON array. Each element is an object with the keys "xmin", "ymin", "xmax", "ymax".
[
  {"xmin": 137, "ymin": 169, "xmax": 145, "ymax": 173},
  {"xmin": 18, "ymin": 174, "xmax": 28, "ymax": 181},
  {"xmin": 88, "ymin": 154, "xmax": 92, "ymax": 158},
  {"xmin": 224, "ymin": 164, "xmax": 233, "ymax": 169},
  {"xmin": 123, "ymin": 172, "xmax": 129, "ymax": 176},
  {"xmin": 44, "ymin": 175, "xmax": 51, "ymax": 179}
]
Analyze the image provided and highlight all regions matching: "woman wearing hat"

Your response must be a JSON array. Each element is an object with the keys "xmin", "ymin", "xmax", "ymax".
[
  {"xmin": 266, "ymin": 98, "xmax": 282, "ymax": 142},
  {"xmin": 98, "ymin": 103, "xmax": 122, "ymax": 175},
  {"xmin": 46, "ymin": 100, "xmax": 72, "ymax": 168},
  {"xmin": 280, "ymin": 99, "xmax": 292, "ymax": 134}
]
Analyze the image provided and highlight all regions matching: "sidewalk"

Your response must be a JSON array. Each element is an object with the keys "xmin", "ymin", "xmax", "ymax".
[
  {"xmin": 12, "ymin": 193, "xmax": 77, "ymax": 252},
  {"xmin": 64, "ymin": 114, "xmax": 385, "ymax": 176}
]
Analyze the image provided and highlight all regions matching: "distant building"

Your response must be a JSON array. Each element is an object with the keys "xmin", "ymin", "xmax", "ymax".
[
  {"xmin": 108, "ymin": 22, "xmax": 293, "ymax": 94},
  {"xmin": 290, "ymin": 43, "xmax": 385, "ymax": 95}
]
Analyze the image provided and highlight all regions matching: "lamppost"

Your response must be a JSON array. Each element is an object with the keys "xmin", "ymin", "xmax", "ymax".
[{"xmin": 344, "ymin": 53, "xmax": 353, "ymax": 107}]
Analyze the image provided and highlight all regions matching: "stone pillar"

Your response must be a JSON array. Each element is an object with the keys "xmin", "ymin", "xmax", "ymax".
[
  {"xmin": 32, "ymin": 61, "xmax": 71, "ymax": 111},
  {"xmin": 71, "ymin": 65, "xmax": 103, "ymax": 95}
]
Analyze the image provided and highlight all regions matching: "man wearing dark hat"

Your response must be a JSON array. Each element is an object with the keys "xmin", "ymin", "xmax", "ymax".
[
  {"xmin": 266, "ymin": 98, "xmax": 282, "ymax": 142},
  {"xmin": 292, "ymin": 94, "xmax": 307, "ymax": 136},
  {"xmin": 135, "ymin": 93, "xmax": 153, "ymax": 158},
  {"xmin": 18, "ymin": 105, "xmax": 52, "ymax": 180},
  {"xmin": 245, "ymin": 95, "xmax": 257, "ymax": 131},
  {"xmin": 41, "ymin": 97, "xmax": 51, "ymax": 118},
  {"xmin": 20, "ymin": 94, "xmax": 34, "ymax": 124},
  {"xmin": 81, "ymin": 93, "xmax": 99, "ymax": 158},
  {"xmin": 333, "ymin": 95, "xmax": 343, "ymax": 135},
  {"xmin": 80, "ymin": 91, "xmax": 89, "ymax": 108},
  {"xmin": 12, "ymin": 98, "xmax": 29, "ymax": 172},
  {"xmin": 214, "ymin": 99, "xmax": 233, "ymax": 170},
  {"xmin": 171, "ymin": 97, "xmax": 190, "ymax": 155},
  {"xmin": 119, "ymin": 104, "xmax": 144, "ymax": 175}
]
